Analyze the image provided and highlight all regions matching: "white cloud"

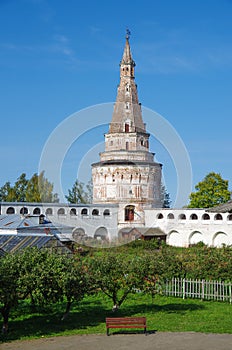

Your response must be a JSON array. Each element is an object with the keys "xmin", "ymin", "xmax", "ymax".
[{"xmin": 0, "ymin": 33, "xmax": 79, "ymax": 64}]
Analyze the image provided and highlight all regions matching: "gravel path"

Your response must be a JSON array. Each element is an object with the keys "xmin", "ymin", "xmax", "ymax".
[{"xmin": 1, "ymin": 332, "xmax": 232, "ymax": 350}]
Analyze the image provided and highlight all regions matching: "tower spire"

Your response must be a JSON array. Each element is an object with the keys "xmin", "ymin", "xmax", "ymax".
[
  {"xmin": 91, "ymin": 33, "xmax": 162, "ymax": 212},
  {"xmin": 109, "ymin": 33, "xmax": 145, "ymax": 133},
  {"xmin": 126, "ymin": 28, "xmax": 131, "ymax": 40},
  {"xmin": 121, "ymin": 29, "xmax": 134, "ymax": 66}
]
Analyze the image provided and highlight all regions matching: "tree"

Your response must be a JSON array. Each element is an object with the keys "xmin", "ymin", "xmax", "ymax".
[
  {"xmin": 0, "ymin": 174, "xmax": 28, "ymax": 202},
  {"xmin": 0, "ymin": 248, "xmax": 89, "ymax": 332},
  {"xmin": 0, "ymin": 182, "xmax": 14, "ymax": 202},
  {"xmin": 65, "ymin": 179, "xmax": 91, "ymax": 204},
  {"xmin": 13, "ymin": 173, "xmax": 28, "ymax": 202},
  {"xmin": 58, "ymin": 256, "xmax": 89, "ymax": 320},
  {"xmin": 20, "ymin": 249, "xmax": 89, "ymax": 320},
  {"xmin": 26, "ymin": 171, "xmax": 59, "ymax": 203},
  {"xmin": 188, "ymin": 172, "xmax": 231, "ymax": 208},
  {"xmin": 0, "ymin": 252, "xmax": 27, "ymax": 333},
  {"xmin": 89, "ymin": 253, "xmax": 149, "ymax": 311},
  {"xmin": 0, "ymin": 171, "xmax": 59, "ymax": 203},
  {"xmin": 160, "ymin": 185, "xmax": 171, "ymax": 208}
]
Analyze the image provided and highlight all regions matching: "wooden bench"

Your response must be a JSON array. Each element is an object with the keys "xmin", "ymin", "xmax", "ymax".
[{"xmin": 106, "ymin": 317, "xmax": 147, "ymax": 336}]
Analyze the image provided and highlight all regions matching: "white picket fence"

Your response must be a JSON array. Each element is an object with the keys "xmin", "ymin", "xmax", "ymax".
[{"xmin": 164, "ymin": 278, "xmax": 232, "ymax": 304}]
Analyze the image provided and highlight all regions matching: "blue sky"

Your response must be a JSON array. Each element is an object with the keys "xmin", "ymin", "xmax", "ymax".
[{"xmin": 1, "ymin": 0, "xmax": 232, "ymax": 207}]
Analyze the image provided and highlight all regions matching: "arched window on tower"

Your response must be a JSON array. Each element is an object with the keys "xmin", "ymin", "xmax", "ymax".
[
  {"xmin": 125, "ymin": 205, "xmax": 135, "ymax": 221},
  {"xmin": 125, "ymin": 123, "xmax": 129, "ymax": 132},
  {"xmin": 126, "ymin": 142, "xmax": 129, "ymax": 150}
]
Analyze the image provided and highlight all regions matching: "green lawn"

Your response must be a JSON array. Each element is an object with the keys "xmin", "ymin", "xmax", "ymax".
[{"xmin": 2, "ymin": 293, "xmax": 232, "ymax": 342}]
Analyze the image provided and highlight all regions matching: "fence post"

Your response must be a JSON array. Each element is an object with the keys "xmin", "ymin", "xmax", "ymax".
[
  {"xmin": 229, "ymin": 282, "xmax": 232, "ymax": 305},
  {"xmin": 201, "ymin": 280, "xmax": 204, "ymax": 301},
  {"xmin": 183, "ymin": 278, "xmax": 185, "ymax": 299}
]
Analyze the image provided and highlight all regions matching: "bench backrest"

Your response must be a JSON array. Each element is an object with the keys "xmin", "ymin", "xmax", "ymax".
[{"xmin": 106, "ymin": 317, "xmax": 146, "ymax": 326}]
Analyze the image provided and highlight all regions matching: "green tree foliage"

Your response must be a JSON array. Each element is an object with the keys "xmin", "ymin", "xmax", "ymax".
[
  {"xmin": 65, "ymin": 179, "xmax": 92, "ymax": 204},
  {"xmin": 188, "ymin": 172, "xmax": 231, "ymax": 208},
  {"xmin": 1, "ymin": 243, "xmax": 232, "ymax": 333},
  {"xmin": 26, "ymin": 171, "xmax": 59, "ymax": 203},
  {"xmin": 17, "ymin": 248, "xmax": 89, "ymax": 319},
  {"xmin": 0, "ymin": 171, "xmax": 59, "ymax": 203},
  {"xmin": 0, "ymin": 252, "xmax": 26, "ymax": 333},
  {"xmin": 13, "ymin": 173, "xmax": 28, "ymax": 202},
  {"xmin": 88, "ymin": 253, "xmax": 152, "ymax": 310},
  {"xmin": 59, "ymin": 256, "xmax": 90, "ymax": 320},
  {"xmin": 0, "ymin": 182, "xmax": 15, "ymax": 202},
  {"xmin": 0, "ymin": 248, "xmax": 89, "ymax": 332}
]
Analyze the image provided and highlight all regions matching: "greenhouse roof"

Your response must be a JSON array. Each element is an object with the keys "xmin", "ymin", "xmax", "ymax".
[{"xmin": 0, "ymin": 214, "xmax": 73, "ymax": 255}]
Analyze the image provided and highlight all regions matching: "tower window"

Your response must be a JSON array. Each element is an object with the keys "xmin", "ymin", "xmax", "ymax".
[
  {"xmin": 125, "ymin": 205, "xmax": 135, "ymax": 221},
  {"xmin": 125, "ymin": 123, "xmax": 129, "ymax": 132},
  {"xmin": 126, "ymin": 142, "xmax": 129, "ymax": 150}
]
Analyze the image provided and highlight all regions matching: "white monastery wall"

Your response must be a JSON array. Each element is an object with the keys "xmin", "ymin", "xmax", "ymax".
[
  {"xmin": 145, "ymin": 208, "xmax": 232, "ymax": 247},
  {"xmin": 1, "ymin": 203, "xmax": 232, "ymax": 247}
]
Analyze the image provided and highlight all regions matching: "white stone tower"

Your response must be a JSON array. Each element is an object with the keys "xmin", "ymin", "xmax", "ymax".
[{"xmin": 92, "ymin": 33, "xmax": 162, "ymax": 227}]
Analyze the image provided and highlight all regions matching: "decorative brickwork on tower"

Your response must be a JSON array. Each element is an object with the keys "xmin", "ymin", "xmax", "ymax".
[{"xmin": 92, "ymin": 33, "xmax": 162, "ymax": 227}]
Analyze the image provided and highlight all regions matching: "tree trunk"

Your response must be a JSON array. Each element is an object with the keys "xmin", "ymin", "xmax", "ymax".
[
  {"xmin": 1, "ymin": 304, "xmax": 10, "ymax": 334},
  {"xmin": 61, "ymin": 300, "xmax": 72, "ymax": 320},
  {"xmin": 112, "ymin": 304, "xmax": 119, "ymax": 312}
]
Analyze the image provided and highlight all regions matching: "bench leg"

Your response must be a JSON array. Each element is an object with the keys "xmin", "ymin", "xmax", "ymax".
[{"xmin": 107, "ymin": 328, "xmax": 110, "ymax": 336}]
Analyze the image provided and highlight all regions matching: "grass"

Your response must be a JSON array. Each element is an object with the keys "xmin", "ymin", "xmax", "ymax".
[{"xmin": 1, "ymin": 293, "xmax": 232, "ymax": 342}]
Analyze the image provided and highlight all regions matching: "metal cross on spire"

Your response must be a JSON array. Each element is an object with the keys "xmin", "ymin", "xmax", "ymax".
[{"xmin": 126, "ymin": 28, "xmax": 131, "ymax": 40}]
